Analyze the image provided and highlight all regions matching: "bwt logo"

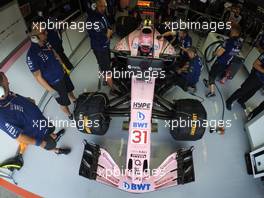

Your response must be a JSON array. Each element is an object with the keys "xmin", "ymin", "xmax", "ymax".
[
  {"xmin": 123, "ymin": 182, "xmax": 151, "ymax": 191},
  {"xmin": 133, "ymin": 102, "xmax": 151, "ymax": 110},
  {"xmin": 133, "ymin": 122, "xmax": 148, "ymax": 128},
  {"xmin": 137, "ymin": 112, "xmax": 145, "ymax": 121}
]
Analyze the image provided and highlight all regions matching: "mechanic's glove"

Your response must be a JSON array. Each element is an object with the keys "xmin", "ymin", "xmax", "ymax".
[
  {"xmin": 181, "ymin": 66, "xmax": 190, "ymax": 73},
  {"xmin": 50, "ymin": 90, "xmax": 60, "ymax": 99},
  {"xmin": 176, "ymin": 68, "xmax": 182, "ymax": 74},
  {"xmin": 107, "ymin": 29, "xmax": 113, "ymax": 40},
  {"xmin": 156, "ymin": 35, "xmax": 163, "ymax": 40}
]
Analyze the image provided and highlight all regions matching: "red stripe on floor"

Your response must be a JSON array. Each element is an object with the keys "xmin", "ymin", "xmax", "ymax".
[
  {"xmin": 1, "ymin": 39, "xmax": 31, "ymax": 73},
  {"xmin": 0, "ymin": 178, "xmax": 41, "ymax": 198}
]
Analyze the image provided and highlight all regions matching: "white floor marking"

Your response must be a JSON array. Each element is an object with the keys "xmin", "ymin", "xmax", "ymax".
[
  {"xmin": 119, "ymin": 138, "xmax": 124, "ymax": 157},
  {"xmin": 214, "ymin": 101, "xmax": 219, "ymax": 115},
  {"xmin": 202, "ymin": 139, "xmax": 208, "ymax": 162},
  {"xmin": 233, "ymin": 113, "xmax": 238, "ymax": 120}
]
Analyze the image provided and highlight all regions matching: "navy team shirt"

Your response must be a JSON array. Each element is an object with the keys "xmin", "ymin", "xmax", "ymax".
[
  {"xmin": 47, "ymin": 27, "xmax": 63, "ymax": 52},
  {"xmin": 255, "ymin": 53, "xmax": 264, "ymax": 83},
  {"xmin": 0, "ymin": 93, "xmax": 50, "ymax": 142},
  {"xmin": 182, "ymin": 56, "xmax": 202, "ymax": 86},
  {"xmin": 87, "ymin": 10, "xmax": 111, "ymax": 51},
  {"xmin": 26, "ymin": 42, "xmax": 64, "ymax": 85},
  {"xmin": 176, "ymin": 33, "xmax": 192, "ymax": 60},
  {"xmin": 217, "ymin": 37, "xmax": 243, "ymax": 66}
]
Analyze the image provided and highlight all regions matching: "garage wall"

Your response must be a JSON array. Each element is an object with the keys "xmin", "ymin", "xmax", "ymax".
[{"xmin": 0, "ymin": 1, "xmax": 28, "ymax": 64}]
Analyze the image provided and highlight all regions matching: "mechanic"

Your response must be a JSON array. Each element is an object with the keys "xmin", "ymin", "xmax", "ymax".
[
  {"xmin": 37, "ymin": 10, "xmax": 74, "ymax": 71},
  {"xmin": 0, "ymin": 72, "xmax": 70, "ymax": 155},
  {"xmin": 87, "ymin": 0, "xmax": 118, "ymax": 95},
  {"xmin": 175, "ymin": 47, "xmax": 202, "ymax": 93},
  {"xmin": 159, "ymin": 29, "xmax": 192, "ymax": 62},
  {"xmin": 226, "ymin": 53, "xmax": 264, "ymax": 111},
  {"xmin": 203, "ymin": 24, "xmax": 242, "ymax": 97},
  {"xmin": 26, "ymin": 22, "xmax": 76, "ymax": 120},
  {"xmin": 228, "ymin": 4, "xmax": 243, "ymax": 26}
]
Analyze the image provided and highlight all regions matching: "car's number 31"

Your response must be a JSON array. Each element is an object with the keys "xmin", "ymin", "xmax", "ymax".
[{"xmin": 131, "ymin": 130, "xmax": 148, "ymax": 144}]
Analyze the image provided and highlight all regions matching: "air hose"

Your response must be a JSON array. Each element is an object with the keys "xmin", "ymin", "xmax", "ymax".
[
  {"xmin": 203, "ymin": 39, "xmax": 226, "ymax": 133},
  {"xmin": 204, "ymin": 40, "xmax": 223, "ymax": 63}
]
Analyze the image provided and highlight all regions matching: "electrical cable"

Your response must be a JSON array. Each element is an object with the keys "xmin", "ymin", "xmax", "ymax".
[
  {"xmin": 203, "ymin": 40, "xmax": 226, "ymax": 121},
  {"xmin": 204, "ymin": 41, "xmax": 223, "ymax": 63}
]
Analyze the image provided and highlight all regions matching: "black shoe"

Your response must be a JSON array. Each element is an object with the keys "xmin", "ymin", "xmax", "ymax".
[
  {"xmin": 206, "ymin": 92, "xmax": 216, "ymax": 98},
  {"xmin": 203, "ymin": 79, "xmax": 209, "ymax": 88},
  {"xmin": 247, "ymin": 112, "xmax": 254, "ymax": 121},
  {"xmin": 226, "ymin": 101, "xmax": 232, "ymax": 111},
  {"xmin": 68, "ymin": 114, "xmax": 74, "ymax": 120},
  {"xmin": 56, "ymin": 148, "xmax": 71, "ymax": 155},
  {"xmin": 55, "ymin": 129, "xmax": 65, "ymax": 142}
]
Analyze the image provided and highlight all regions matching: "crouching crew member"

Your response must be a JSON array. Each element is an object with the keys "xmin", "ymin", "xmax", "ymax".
[
  {"xmin": 175, "ymin": 47, "xmax": 202, "ymax": 93},
  {"xmin": 159, "ymin": 29, "xmax": 192, "ymax": 62},
  {"xmin": 0, "ymin": 72, "xmax": 70, "ymax": 155}
]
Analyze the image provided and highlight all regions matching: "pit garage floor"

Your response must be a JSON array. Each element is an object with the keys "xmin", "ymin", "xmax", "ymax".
[{"xmin": 9, "ymin": 33, "xmax": 264, "ymax": 198}]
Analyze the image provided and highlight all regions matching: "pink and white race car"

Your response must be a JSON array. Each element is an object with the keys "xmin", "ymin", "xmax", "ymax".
[{"xmin": 75, "ymin": 20, "xmax": 207, "ymax": 193}]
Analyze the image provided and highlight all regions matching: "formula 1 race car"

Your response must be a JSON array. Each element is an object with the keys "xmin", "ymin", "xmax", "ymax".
[{"xmin": 74, "ymin": 5, "xmax": 207, "ymax": 193}]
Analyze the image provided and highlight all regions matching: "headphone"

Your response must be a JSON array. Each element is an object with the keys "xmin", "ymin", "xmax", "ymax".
[
  {"xmin": 0, "ymin": 87, "xmax": 4, "ymax": 98},
  {"xmin": 0, "ymin": 72, "xmax": 5, "ymax": 98},
  {"xmin": 91, "ymin": 2, "xmax": 96, "ymax": 10},
  {"xmin": 31, "ymin": 35, "xmax": 40, "ymax": 44},
  {"xmin": 29, "ymin": 19, "xmax": 41, "ymax": 44}
]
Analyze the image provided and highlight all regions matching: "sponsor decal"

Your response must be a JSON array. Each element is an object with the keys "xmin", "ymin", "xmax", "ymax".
[
  {"xmin": 134, "ymin": 159, "xmax": 142, "ymax": 166},
  {"xmin": 123, "ymin": 182, "xmax": 151, "ymax": 191},
  {"xmin": 132, "ymin": 42, "xmax": 139, "ymax": 49},
  {"xmin": 133, "ymin": 102, "xmax": 151, "ymax": 110},
  {"xmin": 133, "ymin": 122, "xmax": 147, "ymax": 128},
  {"xmin": 191, "ymin": 113, "xmax": 197, "ymax": 136},
  {"xmin": 131, "ymin": 130, "xmax": 148, "ymax": 144},
  {"xmin": 137, "ymin": 112, "xmax": 145, "ymax": 121},
  {"xmin": 131, "ymin": 154, "xmax": 147, "ymax": 158}
]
